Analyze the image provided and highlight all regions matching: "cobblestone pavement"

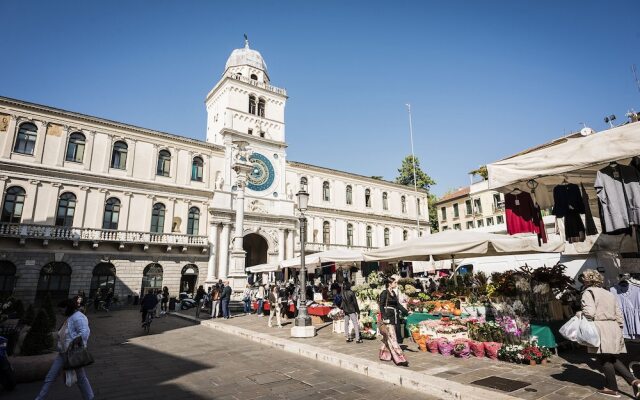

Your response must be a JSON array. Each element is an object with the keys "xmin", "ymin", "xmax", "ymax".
[
  {"xmin": 1, "ymin": 308, "xmax": 436, "ymax": 400},
  {"xmin": 181, "ymin": 307, "xmax": 640, "ymax": 400}
]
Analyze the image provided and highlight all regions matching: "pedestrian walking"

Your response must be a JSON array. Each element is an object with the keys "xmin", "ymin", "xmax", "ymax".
[
  {"xmin": 35, "ymin": 296, "xmax": 94, "ymax": 400},
  {"xmin": 154, "ymin": 289, "xmax": 162, "ymax": 317},
  {"xmin": 579, "ymin": 269, "xmax": 640, "ymax": 398},
  {"xmin": 161, "ymin": 286, "xmax": 169, "ymax": 314},
  {"xmin": 256, "ymin": 283, "xmax": 265, "ymax": 317},
  {"xmin": 378, "ymin": 276, "xmax": 409, "ymax": 367},
  {"xmin": 220, "ymin": 280, "xmax": 232, "ymax": 319},
  {"xmin": 341, "ymin": 281, "xmax": 361, "ymax": 343},
  {"xmin": 210, "ymin": 284, "xmax": 221, "ymax": 318},
  {"xmin": 242, "ymin": 284, "xmax": 252, "ymax": 315},
  {"xmin": 268, "ymin": 285, "xmax": 282, "ymax": 328},
  {"xmin": 194, "ymin": 285, "xmax": 206, "ymax": 319}
]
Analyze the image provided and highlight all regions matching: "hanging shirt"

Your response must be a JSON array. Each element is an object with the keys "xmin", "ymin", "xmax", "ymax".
[
  {"xmin": 580, "ymin": 183, "xmax": 598, "ymax": 236},
  {"xmin": 610, "ymin": 282, "xmax": 640, "ymax": 340},
  {"xmin": 504, "ymin": 192, "xmax": 547, "ymax": 243},
  {"xmin": 594, "ymin": 164, "xmax": 640, "ymax": 232},
  {"xmin": 552, "ymin": 184, "xmax": 586, "ymax": 243}
]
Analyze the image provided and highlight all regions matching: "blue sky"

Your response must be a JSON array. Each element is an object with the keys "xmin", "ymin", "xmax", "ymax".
[{"xmin": 1, "ymin": 1, "xmax": 638, "ymax": 196}]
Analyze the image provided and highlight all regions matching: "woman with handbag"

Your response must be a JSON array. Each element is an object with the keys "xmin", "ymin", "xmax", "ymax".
[
  {"xmin": 36, "ymin": 296, "xmax": 94, "ymax": 400},
  {"xmin": 378, "ymin": 276, "xmax": 409, "ymax": 367},
  {"xmin": 242, "ymin": 284, "xmax": 252, "ymax": 315},
  {"xmin": 580, "ymin": 269, "xmax": 640, "ymax": 398}
]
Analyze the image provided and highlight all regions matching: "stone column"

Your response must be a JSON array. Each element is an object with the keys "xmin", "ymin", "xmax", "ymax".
[
  {"xmin": 36, "ymin": 121, "xmax": 48, "ymax": 164},
  {"xmin": 286, "ymin": 229, "xmax": 294, "ymax": 259},
  {"xmin": 124, "ymin": 192, "xmax": 133, "ymax": 231},
  {"xmin": 28, "ymin": 180, "xmax": 41, "ymax": 223},
  {"xmin": 206, "ymin": 223, "xmax": 219, "ymax": 283},
  {"xmin": 166, "ymin": 197, "xmax": 176, "ymax": 233},
  {"xmin": 85, "ymin": 131, "xmax": 95, "ymax": 171},
  {"xmin": 79, "ymin": 187, "xmax": 91, "ymax": 227},
  {"xmin": 127, "ymin": 139, "xmax": 137, "ymax": 177},
  {"xmin": 56, "ymin": 126, "xmax": 70, "ymax": 166},
  {"xmin": 278, "ymin": 229, "xmax": 285, "ymax": 262},
  {"xmin": 218, "ymin": 223, "xmax": 230, "ymax": 279}
]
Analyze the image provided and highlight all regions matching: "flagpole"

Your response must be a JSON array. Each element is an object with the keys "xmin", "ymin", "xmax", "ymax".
[{"xmin": 406, "ymin": 104, "xmax": 420, "ymax": 234}]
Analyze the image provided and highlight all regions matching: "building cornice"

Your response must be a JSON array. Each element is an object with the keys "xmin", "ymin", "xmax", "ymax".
[
  {"xmin": 221, "ymin": 128, "xmax": 287, "ymax": 148},
  {"xmin": 287, "ymin": 161, "xmax": 429, "ymax": 195},
  {"xmin": 307, "ymin": 205, "xmax": 427, "ymax": 227},
  {"xmin": 0, "ymin": 96, "xmax": 225, "ymax": 153},
  {"xmin": 205, "ymin": 74, "xmax": 288, "ymax": 104},
  {"xmin": 0, "ymin": 161, "xmax": 214, "ymax": 199}
]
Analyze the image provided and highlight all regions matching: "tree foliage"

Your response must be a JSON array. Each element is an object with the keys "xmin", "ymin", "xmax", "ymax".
[
  {"xmin": 469, "ymin": 165, "xmax": 488, "ymax": 180},
  {"xmin": 394, "ymin": 155, "xmax": 439, "ymax": 232}
]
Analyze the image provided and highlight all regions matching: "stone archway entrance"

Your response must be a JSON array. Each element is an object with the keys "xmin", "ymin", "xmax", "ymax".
[{"xmin": 243, "ymin": 233, "xmax": 268, "ymax": 272}]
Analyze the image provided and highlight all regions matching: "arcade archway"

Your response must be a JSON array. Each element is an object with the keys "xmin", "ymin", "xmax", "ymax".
[{"xmin": 243, "ymin": 233, "xmax": 268, "ymax": 272}]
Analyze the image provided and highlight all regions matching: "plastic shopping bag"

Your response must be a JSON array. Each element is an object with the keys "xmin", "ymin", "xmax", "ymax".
[
  {"xmin": 576, "ymin": 317, "xmax": 600, "ymax": 348},
  {"xmin": 559, "ymin": 315, "xmax": 581, "ymax": 342}
]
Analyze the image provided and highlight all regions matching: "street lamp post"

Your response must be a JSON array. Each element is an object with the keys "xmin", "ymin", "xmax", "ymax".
[{"xmin": 291, "ymin": 183, "xmax": 315, "ymax": 338}]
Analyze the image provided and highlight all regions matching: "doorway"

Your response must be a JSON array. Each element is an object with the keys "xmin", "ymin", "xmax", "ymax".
[
  {"xmin": 243, "ymin": 233, "xmax": 268, "ymax": 272},
  {"xmin": 180, "ymin": 264, "xmax": 198, "ymax": 294}
]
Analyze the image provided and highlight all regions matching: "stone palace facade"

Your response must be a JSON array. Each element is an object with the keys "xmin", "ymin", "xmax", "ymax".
[{"xmin": 0, "ymin": 39, "xmax": 429, "ymax": 304}]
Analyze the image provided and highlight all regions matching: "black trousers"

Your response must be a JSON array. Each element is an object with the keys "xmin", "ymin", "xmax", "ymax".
[{"xmin": 597, "ymin": 354, "xmax": 635, "ymax": 391}]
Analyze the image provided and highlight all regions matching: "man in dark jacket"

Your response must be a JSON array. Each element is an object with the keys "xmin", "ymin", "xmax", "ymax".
[
  {"xmin": 140, "ymin": 289, "xmax": 159, "ymax": 324},
  {"xmin": 220, "ymin": 280, "xmax": 232, "ymax": 319},
  {"xmin": 340, "ymin": 281, "xmax": 361, "ymax": 343}
]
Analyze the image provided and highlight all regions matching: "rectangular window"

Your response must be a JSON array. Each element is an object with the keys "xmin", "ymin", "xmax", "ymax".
[
  {"xmin": 466, "ymin": 221, "xmax": 474, "ymax": 229},
  {"xmin": 496, "ymin": 215, "xmax": 504, "ymax": 224},
  {"xmin": 441, "ymin": 207, "xmax": 447, "ymax": 221},
  {"xmin": 453, "ymin": 203, "xmax": 459, "ymax": 218},
  {"xmin": 476, "ymin": 219, "xmax": 484, "ymax": 228},
  {"xmin": 465, "ymin": 200, "xmax": 472, "ymax": 216},
  {"xmin": 441, "ymin": 226, "xmax": 448, "ymax": 231},
  {"xmin": 486, "ymin": 217, "xmax": 494, "ymax": 226},
  {"xmin": 453, "ymin": 223, "xmax": 461, "ymax": 230},
  {"xmin": 474, "ymin": 198, "xmax": 483, "ymax": 214}
]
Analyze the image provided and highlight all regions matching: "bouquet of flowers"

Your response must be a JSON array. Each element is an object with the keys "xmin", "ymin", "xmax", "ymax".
[
  {"xmin": 359, "ymin": 315, "xmax": 374, "ymax": 328},
  {"xmin": 453, "ymin": 339, "xmax": 471, "ymax": 358},
  {"xmin": 427, "ymin": 338, "xmax": 440, "ymax": 353},
  {"xmin": 521, "ymin": 345, "xmax": 544, "ymax": 363},
  {"xmin": 498, "ymin": 344, "xmax": 525, "ymax": 363},
  {"xmin": 468, "ymin": 341, "xmax": 485, "ymax": 358},
  {"xmin": 327, "ymin": 308, "xmax": 344, "ymax": 320},
  {"xmin": 360, "ymin": 328, "xmax": 377, "ymax": 340},
  {"xmin": 484, "ymin": 342, "xmax": 502, "ymax": 360},
  {"xmin": 438, "ymin": 339, "xmax": 454, "ymax": 356}
]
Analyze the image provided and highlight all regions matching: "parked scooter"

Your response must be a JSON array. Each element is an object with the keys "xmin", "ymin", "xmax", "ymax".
[
  {"xmin": 179, "ymin": 292, "xmax": 196, "ymax": 310},
  {"xmin": 0, "ymin": 336, "xmax": 16, "ymax": 391}
]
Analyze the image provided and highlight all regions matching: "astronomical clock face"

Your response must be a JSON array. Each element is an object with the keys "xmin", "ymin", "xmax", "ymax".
[{"xmin": 247, "ymin": 152, "xmax": 275, "ymax": 192}]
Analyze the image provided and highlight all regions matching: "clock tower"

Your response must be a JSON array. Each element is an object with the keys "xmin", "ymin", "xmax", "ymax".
[{"xmin": 205, "ymin": 37, "xmax": 293, "ymax": 289}]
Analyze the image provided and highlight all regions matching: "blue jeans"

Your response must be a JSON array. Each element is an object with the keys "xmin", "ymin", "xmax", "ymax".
[
  {"xmin": 257, "ymin": 299, "xmax": 264, "ymax": 315},
  {"xmin": 243, "ymin": 298, "xmax": 251, "ymax": 313},
  {"xmin": 221, "ymin": 299, "xmax": 230, "ymax": 318},
  {"xmin": 36, "ymin": 354, "xmax": 94, "ymax": 400}
]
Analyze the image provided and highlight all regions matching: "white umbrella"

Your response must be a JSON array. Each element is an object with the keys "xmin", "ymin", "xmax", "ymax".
[
  {"xmin": 247, "ymin": 263, "xmax": 280, "ymax": 273},
  {"xmin": 363, "ymin": 230, "xmax": 565, "ymax": 262},
  {"xmin": 280, "ymin": 248, "xmax": 365, "ymax": 270}
]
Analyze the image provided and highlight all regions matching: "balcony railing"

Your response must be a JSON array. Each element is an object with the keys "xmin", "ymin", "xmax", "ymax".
[
  {"xmin": 0, "ymin": 223, "xmax": 208, "ymax": 248},
  {"xmin": 228, "ymin": 73, "xmax": 287, "ymax": 96}
]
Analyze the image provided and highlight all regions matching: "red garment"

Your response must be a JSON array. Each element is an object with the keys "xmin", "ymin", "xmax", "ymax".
[{"xmin": 504, "ymin": 192, "xmax": 547, "ymax": 243}]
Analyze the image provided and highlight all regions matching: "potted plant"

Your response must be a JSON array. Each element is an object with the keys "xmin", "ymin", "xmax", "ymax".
[
  {"xmin": 540, "ymin": 346, "xmax": 552, "ymax": 364},
  {"xmin": 520, "ymin": 345, "xmax": 543, "ymax": 366},
  {"xmin": 453, "ymin": 340, "xmax": 471, "ymax": 358}
]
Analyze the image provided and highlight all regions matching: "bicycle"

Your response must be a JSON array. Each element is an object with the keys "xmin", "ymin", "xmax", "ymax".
[{"xmin": 142, "ymin": 311, "xmax": 153, "ymax": 334}]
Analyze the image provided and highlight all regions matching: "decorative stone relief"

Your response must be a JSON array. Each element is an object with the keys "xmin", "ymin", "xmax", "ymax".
[{"xmin": 249, "ymin": 200, "xmax": 267, "ymax": 214}]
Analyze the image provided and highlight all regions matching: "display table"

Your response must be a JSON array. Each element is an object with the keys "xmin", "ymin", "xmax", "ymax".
[
  {"xmin": 530, "ymin": 320, "xmax": 562, "ymax": 348},
  {"xmin": 404, "ymin": 313, "xmax": 470, "ymax": 336},
  {"xmin": 307, "ymin": 305, "xmax": 333, "ymax": 324}
]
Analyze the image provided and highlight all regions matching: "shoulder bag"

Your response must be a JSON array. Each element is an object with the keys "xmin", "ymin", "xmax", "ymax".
[{"xmin": 63, "ymin": 336, "xmax": 94, "ymax": 370}]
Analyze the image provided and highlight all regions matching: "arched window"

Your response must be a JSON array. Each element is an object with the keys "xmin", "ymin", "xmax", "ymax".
[
  {"xmin": 382, "ymin": 192, "xmax": 389, "ymax": 210},
  {"xmin": 346, "ymin": 185, "xmax": 353, "ymax": 205},
  {"xmin": 90, "ymin": 263, "xmax": 116, "ymax": 298},
  {"xmin": 365, "ymin": 189, "xmax": 371, "ymax": 208},
  {"xmin": 187, "ymin": 207, "xmax": 200, "ymax": 235},
  {"xmin": 258, "ymin": 98, "xmax": 265, "ymax": 117},
  {"xmin": 401, "ymin": 196, "xmax": 407, "ymax": 213},
  {"xmin": 191, "ymin": 156, "xmax": 204, "ymax": 182},
  {"xmin": 0, "ymin": 261, "xmax": 16, "ymax": 297},
  {"xmin": 347, "ymin": 223, "xmax": 353, "ymax": 246},
  {"xmin": 250, "ymin": 74, "xmax": 258, "ymax": 81},
  {"xmin": 65, "ymin": 132, "xmax": 86, "ymax": 163},
  {"xmin": 366, "ymin": 226, "xmax": 373, "ymax": 247},
  {"xmin": 1, "ymin": 186, "xmax": 26, "ymax": 223},
  {"xmin": 322, "ymin": 181, "xmax": 330, "ymax": 201},
  {"xmin": 384, "ymin": 228, "xmax": 390, "ymax": 246},
  {"xmin": 403, "ymin": 230, "xmax": 408, "ymax": 241},
  {"xmin": 55, "ymin": 192, "xmax": 77, "ymax": 227},
  {"xmin": 417, "ymin": 198, "xmax": 421, "ymax": 215},
  {"xmin": 150, "ymin": 203, "xmax": 165, "ymax": 233},
  {"xmin": 111, "ymin": 141, "xmax": 128, "ymax": 169},
  {"xmin": 248, "ymin": 95, "xmax": 257, "ymax": 115},
  {"xmin": 323, "ymin": 221, "xmax": 330, "ymax": 244},
  {"xmin": 141, "ymin": 263, "xmax": 163, "ymax": 295},
  {"xmin": 102, "ymin": 197, "xmax": 121, "ymax": 230},
  {"xmin": 36, "ymin": 262, "xmax": 71, "ymax": 305},
  {"xmin": 156, "ymin": 149, "xmax": 171, "ymax": 177},
  {"xmin": 13, "ymin": 122, "xmax": 38, "ymax": 155}
]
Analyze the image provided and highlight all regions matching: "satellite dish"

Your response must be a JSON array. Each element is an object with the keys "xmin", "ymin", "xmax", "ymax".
[{"xmin": 580, "ymin": 127, "xmax": 595, "ymax": 136}]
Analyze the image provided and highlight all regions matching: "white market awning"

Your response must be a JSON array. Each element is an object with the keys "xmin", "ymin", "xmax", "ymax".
[
  {"xmin": 280, "ymin": 248, "xmax": 365, "ymax": 270},
  {"xmin": 247, "ymin": 263, "xmax": 280, "ymax": 273}
]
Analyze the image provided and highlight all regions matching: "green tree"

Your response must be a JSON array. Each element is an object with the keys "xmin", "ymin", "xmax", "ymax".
[
  {"xmin": 469, "ymin": 165, "xmax": 488, "ymax": 180},
  {"xmin": 394, "ymin": 155, "xmax": 439, "ymax": 232},
  {"xmin": 21, "ymin": 309, "xmax": 54, "ymax": 356}
]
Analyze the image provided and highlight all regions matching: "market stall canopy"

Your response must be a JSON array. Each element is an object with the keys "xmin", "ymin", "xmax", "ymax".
[
  {"xmin": 362, "ymin": 230, "xmax": 565, "ymax": 262},
  {"xmin": 280, "ymin": 248, "xmax": 365, "ymax": 270},
  {"xmin": 247, "ymin": 263, "xmax": 280, "ymax": 273},
  {"xmin": 487, "ymin": 122, "xmax": 640, "ymax": 209}
]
